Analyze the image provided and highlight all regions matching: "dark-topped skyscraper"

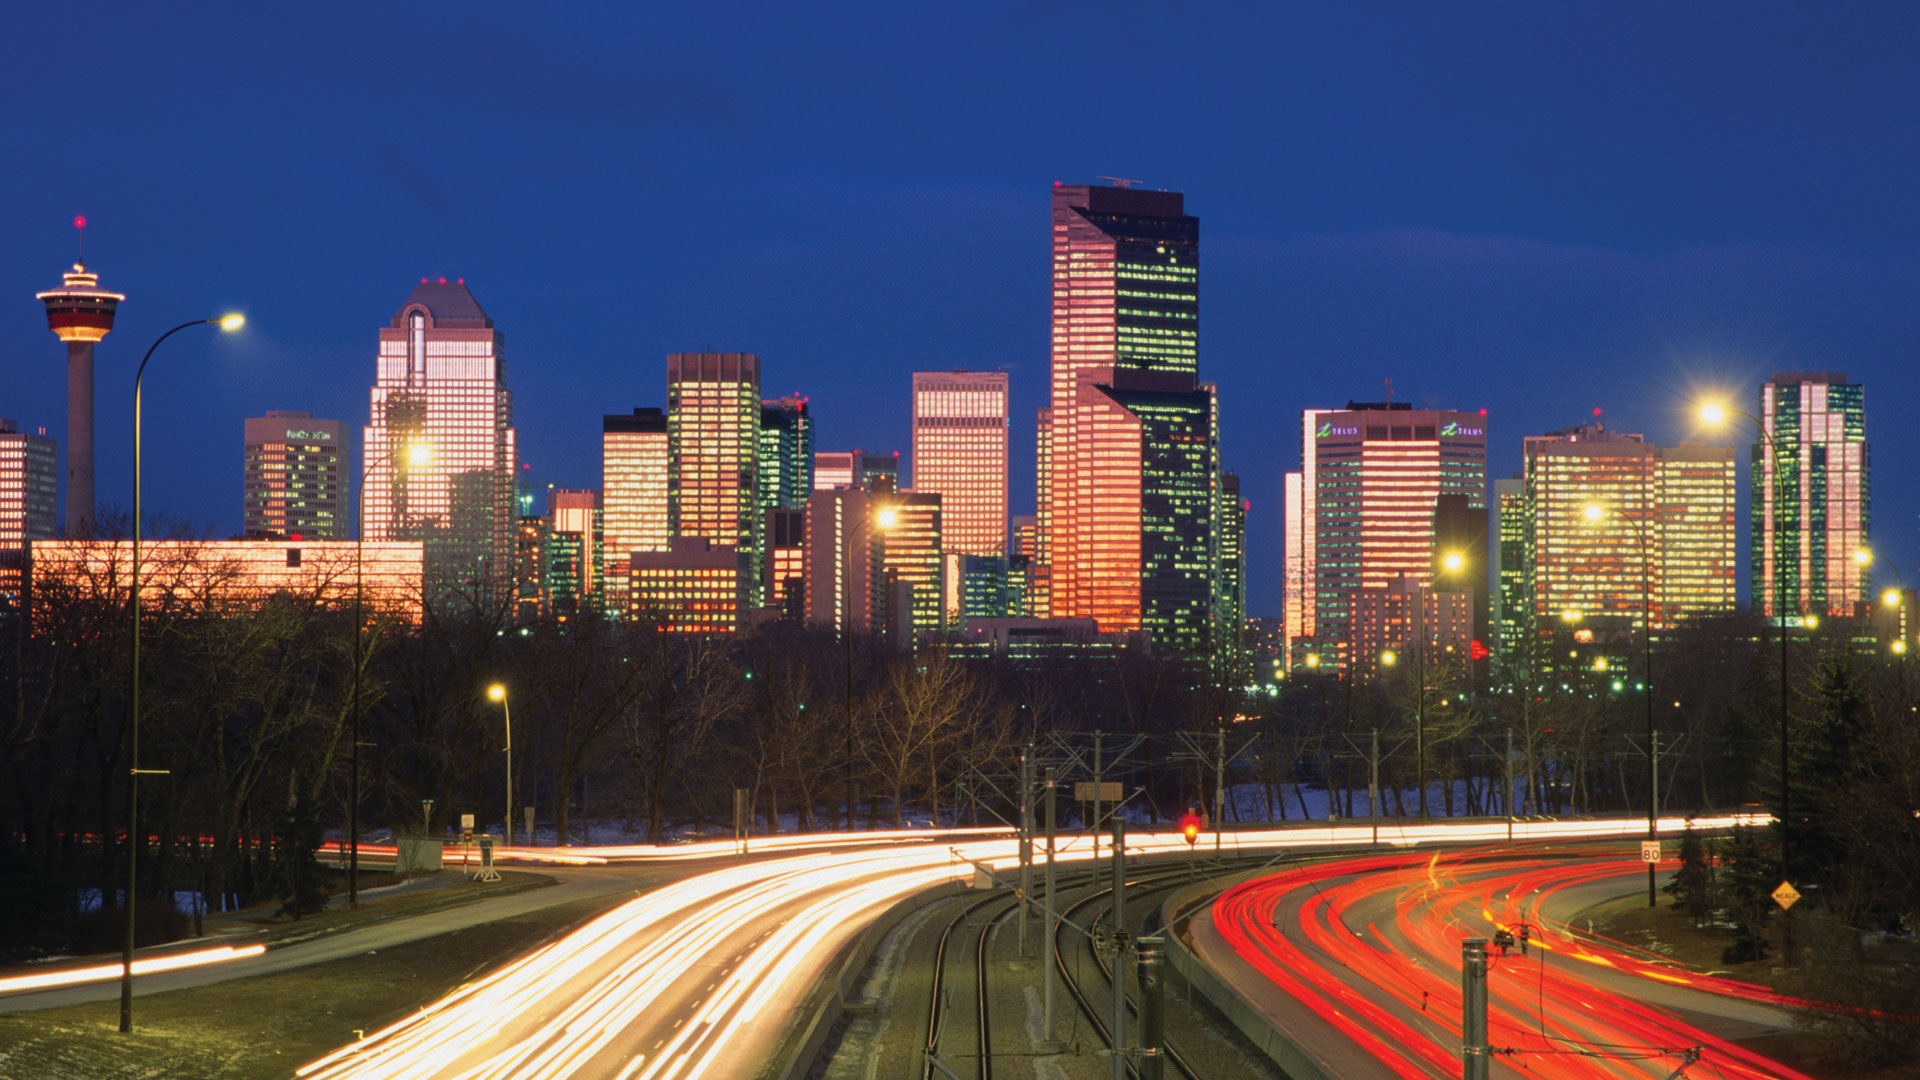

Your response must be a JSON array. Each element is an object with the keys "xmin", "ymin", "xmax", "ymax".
[
  {"xmin": 362, "ymin": 278, "xmax": 518, "ymax": 598},
  {"xmin": 1039, "ymin": 181, "xmax": 1221, "ymax": 658},
  {"xmin": 36, "ymin": 226, "xmax": 121, "ymax": 539}
]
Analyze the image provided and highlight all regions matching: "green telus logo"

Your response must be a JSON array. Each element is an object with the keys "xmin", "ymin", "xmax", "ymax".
[
  {"xmin": 1316, "ymin": 422, "xmax": 1332, "ymax": 438},
  {"xmin": 1441, "ymin": 422, "xmax": 1459, "ymax": 437}
]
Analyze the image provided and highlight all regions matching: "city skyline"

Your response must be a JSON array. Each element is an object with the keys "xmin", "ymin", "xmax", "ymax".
[{"xmin": 7, "ymin": 6, "xmax": 1920, "ymax": 617}]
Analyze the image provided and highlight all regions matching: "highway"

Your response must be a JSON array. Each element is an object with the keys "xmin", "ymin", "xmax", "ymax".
[{"xmin": 1193, "ymin": 843, "xmax": 1816, "ymax": 1079}]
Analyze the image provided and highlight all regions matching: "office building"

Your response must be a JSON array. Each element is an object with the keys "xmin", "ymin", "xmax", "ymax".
[
  {"xmin": 668, "ymin": 353, "xmax": 760, "ymax": 581},
  {"xmin": 1522, "ymin": 422, "xmax": 1736, "ymax": 653},
  {"xmin": 0, "ymin": 421, "xmax": 57, "ymax": 612},
  {"xmin": 627, "ymin": 537, "xmax": 749, "ymax": 633},
  {"xmin": 362, "ymin": 279, "xmax": 517, "ymax": 598},
  {"xmin": 37, "ymin": 244, "xmax": 121, "ymax": 539},
  {"xmin": 803, "ymin": 488, "xmax": 876, "ymax": 634},
  {"xmin": 814, "ymin": 451, "xmax": 861, "ymax": 492},
  {"xmin": 603, "ymin": 407, "xmax": 670, "ymax": 612},
  {"xmin": 1040, "ymin": 182, "xmax": 1220, "ymax": 658},
  {"xmin": 1753, "ymin": 373, "xmax": 1868, "ymax": 619},
  {"xmin": 875, "ymin": 490, "xmax": 943, "ymax": 648},
  {"xmin": 1216, "ymin": 472, "xmax": 1247, "ymax": 665},
  {"xmin": 1299, "ymin": 401, "xmax": 1487, "ymax": 665},
  {"xmin": 1350, "ymin": 576, "xmax": 1473, "ymax": 678},
  {"xmin": 765, "ymin": 507, "xmax": 807, "ymax": 618},
  {"xmin": 548, "ymin": 489, "xmax": 603, "ymax": 616},
  {"xmin": 759, "ymin": 395, "xmax": 813, "ymax": 512},
  {"xmin": 33, "ymin": 539, "xmax": 423, "ymax": 623},
  {"xmin": 244, "ymin": 411, "xmax": 343, "ymax": 540},
  {"xmin": 515, "ymin": 515, "xmax": 551, "ymax": 622},
  {"xmin": 1493, "ymin": 476, "xmax": 1526, "ymax": 662},
  {"xmin": 912, "ymin": 370, "xmax": 1009, "ymax": 557},
  {"xmin": 860, "ymin": 452, "xmax": 899, "ymax": 494}
]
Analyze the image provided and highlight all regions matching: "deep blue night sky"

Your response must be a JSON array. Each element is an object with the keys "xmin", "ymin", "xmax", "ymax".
[{"xmin": 5, "ymin": 3, "xmax": 1918, "ymax": 615}]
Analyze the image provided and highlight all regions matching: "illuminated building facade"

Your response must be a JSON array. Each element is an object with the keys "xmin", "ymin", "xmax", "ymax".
[
  {"xmin": 1032, "ymin": 408, "xmax": 1052, "ymax": 617},
  {"xmin": 244, "ymin": 411, "xmax": 342, "ymax": 540},
  {"xmin": 548, "ymin": 489, "xmax": 603, "ymax": 616},
  {"xmin": 765, "ymin": 507, "xmax": 807, "ymax": 618},
  {"xmin": 516, "ymin": 515, "xmax": 550, "ymax": 621},
  {"xmin": 668, "ymin": 354, "xmax": 760, "ymax": 593},
  {"xmin": 1042, "ymin": 183, "xmax": 1216, "ymax": 657},
  {"xmin": 32, "ymin": 539, "xmax": 424, "ymax": 623},
  {"xmin": 813, "ymin": 451, "xmax": 860, "ymax": 491},
  {"xmin": 37, "ymin": 252, "xmax": 121, "ymax": 539},
  {"xmin": 362, "ymin": 279, "xmax": 517, "ymax": 599},
  {"xmin": 1754, "ymin": 372, "xmax": 1868, "ymax": 618},
  {"xmin": 1522, "ymin": 423, "xmax": 1736, "ymax": 649},
  {"xmin": 911, "ymin": 370, "xmax": 1008, "ymax": 557},
  {"xmin": 1350, "ymin": 576, "xmax": 1473, "ymax": 678},
  {"xmin": 603, "ymin": 407, "xmax": 670, "ymax": 613},
  {"xmin": 803, "ymin": 489, "xmax": 875, "ymax": 633},
  {"xmin": 1009, "ymin": 514, "xmax": 1037, "ymax": 616},
  {"xmin": 1216, "ymin": 472, "xmax": 1246, "ymax": 665},
  {"xmin": 943, "ymin": 553, "xmax": 1010, "ymax": 629},
  {"xmin": 627, "ymin": 537, "xmax": 749, "ymax": 633},
  {"xmin": 758, "ymin": 396, "xmax": 813, "ymax": 512},
  {"xmin": 0, "ymin": 420, "xmax": 57, "ymax": 613},
  {"xmin": 1305, "ymin": 402, "xmax": 1487, "ymax": 664},
  {"xmin": 875, "ymin": 490, "xmax": 943, "ymax": 648},
  {"xmin": 1493, "ymin": 477, "xmax": 1526, "ymax": 661}
]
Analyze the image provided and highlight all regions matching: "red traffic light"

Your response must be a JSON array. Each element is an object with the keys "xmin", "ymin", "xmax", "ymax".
[
  {"xmin": 1469, "ymin": 639, "xmax": 1491, "ymax": 662},
  {"xmin": 1178, "ymin": 813, "xmax": 1203, "ymax": 845}
]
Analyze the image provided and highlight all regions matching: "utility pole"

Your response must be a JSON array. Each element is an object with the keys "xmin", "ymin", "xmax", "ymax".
[
  {"xmin": 1647, "ymin": 730, "xmax": 1660, "ymax": 906},
  {"xmin": 1138, "ymin": 935, "xmax": 1165, "ymax": 1080},
  {"xmin": 1018, "ymin": 747, "xmax": 1033, "ymax": 955},
  {"xmin": 1092, "ymin": 732, "xmax": 1104, "ymax": 863},
  {"xmin": 1041, "ymin": 767, "xmax": 1063, "ymax": 1051},
  {"xmin": 1214, "ymin": 727, "xmax": 1226, "ymax": 852},
  {"xmin": 1369, "ymin": 728, "xmax": 1381, "ymax": 846},
  {"xmin": 1109, "ymin": 814, "xmax": 1128, "ymax": 1080},
  {"xmin": 1505, "ymin": 726, "xmax": 1515, "ymax": 843},
  {"xmin": 1461, "ymin": 937, "xmax": 1489, "ymax": 1080}
]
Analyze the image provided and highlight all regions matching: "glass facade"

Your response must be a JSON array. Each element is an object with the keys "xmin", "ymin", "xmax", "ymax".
[
  {"xmin": 1493, "ymin": 477, "xmax": 1527, "ymax": 661},
  {"xmin": 628, "ymin": 538, "xmax": 749, "ymax": 634},
  {"xmin": 362, "ymin": 280, "xmax": 517, "ymax": 601},
  {"xmin": 1754, "ymin": 373, "xmax": 1868, "ymax": 618},
  {"xmin": 875, "ymin": 490, "xmax": 943, "ymax": 646},
  {"xmin": 668, "ymin": 353, "xmax": 760, "ymax": 608},
  {"xmin": 603, "ymin": 407, "xmax": 670, "ymax": 614},
  {"xmin": 911, "ymin": 370, "xmax": 1008, "ymax": 557},
  {"xmin": 243, "ymin": 411, "xmax": 342, "ymax": 540},
  {"xmin": 1044, "ymin": 183, "xmax": 1221, "ymax": 659},
  {"xmin": 758, "ymin": 396, "xmax": 813, "ymax": 512}
]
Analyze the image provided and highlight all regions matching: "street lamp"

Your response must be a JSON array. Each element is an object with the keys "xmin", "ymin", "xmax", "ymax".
[
  {"xmin": 487, "ymin": 683, "xmax": 513, "ymax": 846},
  {"xmin": 841, "ymin": 501, "xmax": 896, "ymax": 831},
  {"xmin": 1699, "ymin": 398, "xmax": 1798, "ymax": 961},
  {"xmin": 123, "ymin": 313, "xmax": 245, "ymax": 1033},
  {"xmin": 348, "ymin": 440, "xmax": 430, "ymax": 908}
]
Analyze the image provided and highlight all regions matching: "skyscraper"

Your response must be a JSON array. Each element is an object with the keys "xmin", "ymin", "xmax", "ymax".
[
  {"xmin": 874, "ymin": 489, "xmax": 943, "ymax": 647},
  {"xmin": 758, "ymin": 395, "xmax": 813, "ymax": 512},
  {"xmin": 668, "ymin": 353, "xmax": 760, "ymax": 549},
  {"xmin": 548, "ymin": 488, "xmax": 603, "ymax": 615},
  {"xmin": 912, "ymin": 370, "xmax": 1008, "ymax": 557},
  {"xmin": 1040, "ymin": 182, "xmax": 1218, "ymax": 656},
  {"xmin": 244, "ymin": 411, "xmax": 343, "ymax": 540},
  {"xmin": 804, "ymin": 488, "xmax": 875, "ymax": 633},
  {"xmin": 362, "ymin": 279, "xmax": 518, "ymax": 598},
  {"xmin": 1753, "ymin": 373, "xmax": 1868, "ymax": 619},
  {"xmin": 36, "ymin": 239, "xmax": 121, "ymax": 539},
  {"xmin": 1299, "ymin": 402, "xmax": 1487, "ymax": 664},
  {"xmin": 603, "ymin": 407, "xmax": 670, "ymax": 613},
  {"xmin": 0, "ymin": 419, "xmax": 57, "ymax": 612},
  {"xmin": 1492, "ymin": 476, "xmax": 1526, "ymax": 662},
  {"xmin": 814, "ymin": 451, "xmax": 861, "ymax": 491},
  {"xmin": 1522, "ymin": 422, "xmax": 1736, "ymax": 655}
]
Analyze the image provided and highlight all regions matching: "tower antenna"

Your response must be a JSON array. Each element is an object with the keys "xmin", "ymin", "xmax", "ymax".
[
  {"xmin": 1384, "ymin": 377, "xmax": 1394, "ymax": 403},
  {"xmin": 74, "ymin": 214, "xmax": 86, "ymax": 264}
]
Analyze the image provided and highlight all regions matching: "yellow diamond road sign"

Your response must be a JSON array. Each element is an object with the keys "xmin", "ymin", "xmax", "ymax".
[{"xmin": 1771, "ymin": 881, "xmax": 1801, "ymax": 911}]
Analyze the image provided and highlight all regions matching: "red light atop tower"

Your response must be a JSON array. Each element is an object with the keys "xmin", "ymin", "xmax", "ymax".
[
  {"xmin": 73, "ymin": 215, "xmax": 86, "ymax": 230},
  {"xmin": 1593, "ymin": 407, "xmax": 1604, "ymax": 417},
  {"xmin": 438, "ymin": 277, "xmax": 447, "ymax": 284}
]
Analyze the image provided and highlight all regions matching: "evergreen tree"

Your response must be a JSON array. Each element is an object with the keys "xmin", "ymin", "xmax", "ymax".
[
  {"xmin": 1720, "ymin": 825, "xmax": 1774, "ymax": 964},
  {"xmin": 1663, "ymin": 821, "xmax": 1712, "ymax": 926}
]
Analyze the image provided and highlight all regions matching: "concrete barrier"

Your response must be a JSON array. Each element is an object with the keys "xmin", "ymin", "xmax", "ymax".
[
  {"xmin": 764, "ymin": 878, "xmax": 966, "ymax": 1080},
  {"xmin": 1159, "ymin": 873, "xmax": 1337, "ymax": 1080}
]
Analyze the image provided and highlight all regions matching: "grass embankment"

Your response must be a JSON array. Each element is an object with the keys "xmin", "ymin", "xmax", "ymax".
[
  {"xmin": 0, "ymin": 875, "xmax": 628, "ymax": 1080},
  {"xmin": 1587, "ymin": 896, "xmax": 1920, "ymax": 1080}
]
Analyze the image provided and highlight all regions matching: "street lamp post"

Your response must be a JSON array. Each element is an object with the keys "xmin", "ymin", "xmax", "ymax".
[
  {"xmin": 348, "ymin": 441, "xmax": 429, "ymax": 907},
  {"xmin": 123, "ymin": 313, "xmax": 244, "ymax": 1034},
  {"xmin": 488, "ymin": 684, "xmax": 513, "ymax": 846},
  {"xmin": 1700, "ymin": 401, "xmax": 1797, "ymax": 962}
]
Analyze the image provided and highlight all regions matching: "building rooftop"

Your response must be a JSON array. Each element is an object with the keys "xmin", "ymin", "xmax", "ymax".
[{"xmin": 391, "ymin": 278, "xmax": 492, "ymax": 328}]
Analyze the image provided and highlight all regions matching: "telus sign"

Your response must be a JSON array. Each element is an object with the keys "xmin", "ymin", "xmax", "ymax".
[
  {"xmin": 1315, "ymin": 422, "xmax": 1359, "ymax": 438},
  {"xmin": 1441, "ymin": 422, "xmax": 1483, "ymax": 438}
]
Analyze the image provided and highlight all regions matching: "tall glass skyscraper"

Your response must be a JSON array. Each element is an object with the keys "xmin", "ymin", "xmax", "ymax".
[
  {"xmin": 603, "ymin": 406, "xmax": 670, "ymax": 611},
  {"xmin": 1040, "ymin": 182, "xmax": 1219, "ymax": 656},
  {"xmin": 668, "ymin": 353, "xmax": 760, "ymax": 605},
  {"xmin": 1753, "ymin": 373, "xmax": 1868, "ymax": 618},
  {"xmin": 362, "ymin": 279, "xmax": 517, "ymax": 598},
  {"xmin": 911, "ymin": 370, "xmax": 1008, "ymax": 557}
]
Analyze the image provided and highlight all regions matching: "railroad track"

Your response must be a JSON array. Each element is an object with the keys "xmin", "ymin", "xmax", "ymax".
[{"xmin": 1053, "ymin": 869, "xmax": 1203, "ymax": 1080}]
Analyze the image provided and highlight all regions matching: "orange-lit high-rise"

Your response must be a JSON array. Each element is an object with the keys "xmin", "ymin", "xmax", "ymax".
[
  {"xmin": 912, "ymin": 370, "xmax": 1007, "ymax": 557},
  {"xmin": 603, "ymin": 407, "xmax": 669, "ymax": 612}
]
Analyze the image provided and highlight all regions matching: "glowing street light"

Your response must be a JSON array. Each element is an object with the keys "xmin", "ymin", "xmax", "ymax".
[{"xmin": 487, "ymin": 684, "xmax": 513, "ymax": 847}]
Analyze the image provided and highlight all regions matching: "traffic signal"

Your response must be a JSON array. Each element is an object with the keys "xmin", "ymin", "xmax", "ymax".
[{"xmin": 1178, "ymin": 813, "xmax": 1203, "ymax": 846}]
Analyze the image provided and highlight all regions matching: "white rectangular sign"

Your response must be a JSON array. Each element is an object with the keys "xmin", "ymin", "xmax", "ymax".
[
  {"xmin": 1075, "ymin": 782, "xmax": 1123, "ymax": 802},
  {"xmin": 1640, "ymin": 840, "xmax": 1661, "ymax": 863}
]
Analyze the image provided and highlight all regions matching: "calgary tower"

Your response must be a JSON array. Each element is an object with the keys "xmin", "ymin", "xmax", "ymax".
[{"xmin": 35, "ymin": 216, "xmax": 123, "ymax": 538}]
